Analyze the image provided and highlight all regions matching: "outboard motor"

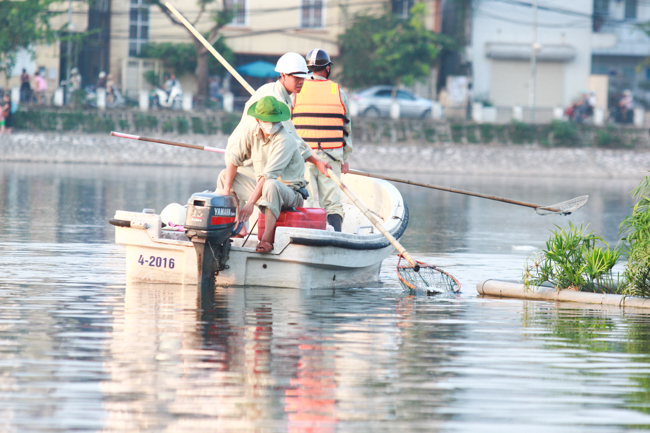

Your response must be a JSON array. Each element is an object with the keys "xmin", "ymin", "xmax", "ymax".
[{"xmin": 184, "ymin": 192, "xmax": 240, "ymax": 292}]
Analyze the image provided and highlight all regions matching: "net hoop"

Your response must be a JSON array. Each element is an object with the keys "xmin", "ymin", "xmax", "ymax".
[
  {"xmin": 396, "ymin": 255, "xmax": 461, "ymax": 293},
  {"xmin": 535, "ymin": 195, "xmax": 589, "ymax": 216}
]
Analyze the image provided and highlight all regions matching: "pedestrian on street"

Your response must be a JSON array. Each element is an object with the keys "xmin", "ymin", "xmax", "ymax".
[
  {"xmin": 34, "ymin": 71, "xmax": 47, "ymax": 105},
  {"xmin": 1, "ymin": 94, "xmax": 13, "ymax": 134},
  {"xmin": 20, "ymin": 69, "xmax": 32, "ymax": 103},
  {"xmin": 97, "ymin": 71, "xmax": 107, "ymax": 89},
  {"xmin": 619, "ymin": 90, "xmax": 634, "ymax": 124}
]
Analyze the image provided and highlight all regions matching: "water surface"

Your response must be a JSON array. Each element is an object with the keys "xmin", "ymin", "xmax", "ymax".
[{"xmin": 1, "ymin": 162, "xmax": 648, "ymax": 432}]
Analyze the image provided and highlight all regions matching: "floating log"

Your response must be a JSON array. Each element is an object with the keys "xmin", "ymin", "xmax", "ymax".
[{"xmin": 476, "ymin": 279, "xmax": 650, "ymax": 309}]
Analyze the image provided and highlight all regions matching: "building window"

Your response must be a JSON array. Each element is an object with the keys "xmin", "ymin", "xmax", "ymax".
[
  {"xmin": 129, "ymin": 0, "xmax": 149, "ymax": 56},
  {"xmin": 392, "ymin": 0, "xmax": 415, "ymax": 18},
  {"xmin": 625, "ymin": 0, "xmax": 637, "ymax": 20},
  {"xmin": 224, "ymin": 0, "xmax": 247, "ymax": 26},
  {"xmin": 301, "ymin": 0, "xmax": 323, "ymax": 28},
  {"xmin": 593, "ymin": 0, "xmax": 609, "ymax": 31}
]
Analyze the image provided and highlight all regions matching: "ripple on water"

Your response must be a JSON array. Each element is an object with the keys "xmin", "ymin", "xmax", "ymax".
[{"xmin": 2, "ymin": 163, "xmax": 650, "ymax": 431}]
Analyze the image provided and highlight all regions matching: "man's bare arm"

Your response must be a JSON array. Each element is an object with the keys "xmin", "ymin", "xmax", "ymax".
[
  {"xmin": 218, "ymin": 162, "xmax": 239, "ymax": 195},
  {"xmin": 306, "ymin": 155, "xmax": 332, "ymax": 177},
  {"xmin": 238, "ymin": 176, "xmax": 265, "ymax": 222}
]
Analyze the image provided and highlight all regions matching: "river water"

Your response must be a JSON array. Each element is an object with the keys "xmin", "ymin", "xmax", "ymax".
[{"xmin": 1, "ymin": 161, "xmax": 649, "ymax": 432}]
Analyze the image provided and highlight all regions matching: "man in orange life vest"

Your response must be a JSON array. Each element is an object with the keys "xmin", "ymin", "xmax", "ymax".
[{"xmin": 292, "ymin": 49, "xmax": 353, "ymax": 232}]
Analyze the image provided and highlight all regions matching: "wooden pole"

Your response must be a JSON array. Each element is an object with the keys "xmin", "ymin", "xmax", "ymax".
[
  {"xmin": 165, "ymin": 2, "xmax": 255, "ymax": 95},
  {"xmin": 348, "ymin": 169, "xmax": 557, "ymax": 211}
]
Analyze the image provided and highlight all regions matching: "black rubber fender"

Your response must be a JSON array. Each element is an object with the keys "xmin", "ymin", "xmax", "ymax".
[{"xmin": 290, "ymin": 202, "xmax": 409, "ymax": 250}]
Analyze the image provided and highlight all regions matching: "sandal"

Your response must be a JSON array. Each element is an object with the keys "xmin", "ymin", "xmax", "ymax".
[{"xmin": 256, "ymin": 240, "xmax": 274, "ymax": 253}]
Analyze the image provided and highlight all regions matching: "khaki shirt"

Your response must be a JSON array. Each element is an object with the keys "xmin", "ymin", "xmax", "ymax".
[
  {"xmin": 227, "ymin": 80, "xmax": 312, "ymax": 160},
  {"xmin": 298, "ymin": 75, "xmax": 354, "ymax": 164},
  {"xmin": 226, "ymin": 122, "xmax": 308, "ymax": 190}
]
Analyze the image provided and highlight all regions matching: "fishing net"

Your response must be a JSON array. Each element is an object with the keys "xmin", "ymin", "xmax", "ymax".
[
  {"xmin": 396, "ymin": 255, "xmax": 461, "ymax": 294},
  {"xmin": 535, "ymin": 195, "xmax": 589, "ymax": 216}
]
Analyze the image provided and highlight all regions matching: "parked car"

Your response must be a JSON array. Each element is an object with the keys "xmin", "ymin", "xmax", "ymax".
[{"xmin": 351, "ymin": 85, "xmax": 433, "ymax": 118}]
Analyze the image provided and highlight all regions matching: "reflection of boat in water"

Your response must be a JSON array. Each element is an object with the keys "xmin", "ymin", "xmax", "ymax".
[
  {"xmin": 111, "ymin": 174, "xmax": 408, "ymax": 289},
  {"xmin": 101, "ymin": 283, "xmax": 454, "ymax": 431}
]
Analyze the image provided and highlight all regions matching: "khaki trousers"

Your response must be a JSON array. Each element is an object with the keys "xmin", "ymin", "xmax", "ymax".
[
  {"xmin": 305, "ymin": 157, "xmax": 344, "ymax": 218},
  {"xmin": 216, "ymin": 167, "xmax": 303, "ymax": 219}
]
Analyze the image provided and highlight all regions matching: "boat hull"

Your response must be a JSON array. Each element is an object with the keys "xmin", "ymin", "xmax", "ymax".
[{"xmin": 113, "ymin": 175, "xmax": 408, "ymax": 289}]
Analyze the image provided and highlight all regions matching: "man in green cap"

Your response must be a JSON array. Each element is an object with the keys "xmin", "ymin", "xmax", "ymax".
[
  {"xmin": 217, "ymin": 96, "xmax": 331, "ymax": 253},
  {"xmin": 226, "ymin": 52, "xmax": 313, "ymax": 162}
]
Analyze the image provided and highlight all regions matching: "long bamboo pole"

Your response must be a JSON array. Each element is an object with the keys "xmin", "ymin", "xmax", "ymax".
[
  {"xmin": 165, "ymin": 3, "xmax": 255, "ymax": 95},
  {"xmin": 110, "ymin": 132, "xmax": 587, "ymax": 216},
  {"xmin": 348, "ymin": 169, "xmax": 553, "ymax": 211},
  {"xmin": 110, "ymin": 132, "xmax": 225, "ymax": 153}
]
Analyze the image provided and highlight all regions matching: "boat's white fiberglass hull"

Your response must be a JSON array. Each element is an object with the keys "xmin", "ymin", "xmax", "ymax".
[{"xmin": 113, "ymin": 175, "xmax": 408, "ymax": 289}]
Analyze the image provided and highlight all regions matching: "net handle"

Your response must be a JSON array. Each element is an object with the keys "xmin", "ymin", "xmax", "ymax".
[
  {"xmin": 165, "ymin": 3, "xmax": 255, "ymax": 95},
  {"xmin": 328, "ymin": 171, "xmax": 419, "ymax": 269},
  {"xmin": 348, "ymin": 169, "xmax": 588, "ymax": 215}
]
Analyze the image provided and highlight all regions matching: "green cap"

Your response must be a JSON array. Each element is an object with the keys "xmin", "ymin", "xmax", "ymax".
[{"xmin": 247, "ymin": 96, "xmax": 291, "ymax": 122}]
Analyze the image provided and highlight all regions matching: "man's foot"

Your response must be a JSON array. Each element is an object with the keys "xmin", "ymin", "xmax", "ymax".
[
  {"xmin": 327, "ymin": 214, "xmax": 343, "ymax": 232},
  {"xmin": 256, "ymin": 240, "xmax": 273, "ymax": 253},
  {"xmin": 233, "ymin": 224, "xmax": 248, "ymax": 238}
]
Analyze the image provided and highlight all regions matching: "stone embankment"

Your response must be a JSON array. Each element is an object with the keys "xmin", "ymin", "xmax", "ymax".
[{"xmin": 1, "ymin": 132, "xmax": 649, "ymax": 179}]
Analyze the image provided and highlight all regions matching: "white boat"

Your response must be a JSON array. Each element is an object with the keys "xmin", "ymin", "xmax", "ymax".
[{"xmin": 111, "ymin": 174, "xmax": 408, "ymax": 289}]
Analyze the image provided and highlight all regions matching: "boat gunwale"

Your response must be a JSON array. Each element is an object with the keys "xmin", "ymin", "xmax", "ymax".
[{"xmin": 289, "ymin": 202, "xmax": 409, "ymax": 250}]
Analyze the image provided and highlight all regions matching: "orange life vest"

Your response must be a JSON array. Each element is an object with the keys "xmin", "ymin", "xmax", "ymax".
[{"xmin": 292, "ymin": 79, "xmax": 348, "ymax": 150}]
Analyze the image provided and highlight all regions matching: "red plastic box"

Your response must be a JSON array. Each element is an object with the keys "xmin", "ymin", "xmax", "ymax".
[{"xmin": 258, "ymin": 207, "xmax": 327, "ymax": 241}]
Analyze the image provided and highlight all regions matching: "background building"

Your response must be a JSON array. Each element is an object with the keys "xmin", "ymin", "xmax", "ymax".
[
  {"xmin": 10, "ymin": 0, "xmax": 647, "ymax": 119},
  {"xmin": 470, "ymin": 0, "xmax": 594, "ymax": 110},
  {"xmin": 4, "ymin": 0, "xmax": 445, "ymax": 103},
  {"xmin": 109, "ymin": 0, "xmax": 398, "ymax": 97},
  {"xmin": 591, "ymin": 0, "xmax": 650, "ymax": 107}
]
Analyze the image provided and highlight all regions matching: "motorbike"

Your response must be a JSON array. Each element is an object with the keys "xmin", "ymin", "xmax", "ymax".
[
  {"xmin": 150, "ymin": 82, "xmax": 183, "ymax": 110},
  {"xmin": 84, "ymin": 85, "xmax": 127, "ymax": 108}
]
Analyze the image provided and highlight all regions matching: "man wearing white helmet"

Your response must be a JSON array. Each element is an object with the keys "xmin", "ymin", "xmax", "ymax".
[
  {"xmin": 222, "ymin": 52, "xmax": 332, "ymax": 235},
  {"xmin": 226, "ymin": 52, "xmax": 318, "ymax": 160},
  {"xmin": 292, "ymin": 48, "xmax": 352, "ymax": 232}
]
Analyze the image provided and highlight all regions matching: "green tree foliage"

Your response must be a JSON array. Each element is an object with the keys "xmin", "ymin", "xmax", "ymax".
[
  {"xmin": 139, "ymin": 38, "xmax": 234, "ymax": 78},
  {"xmin": 140, "ymin": 43, "xmax": 197, "ymax": 77},
  {"xmin": 620, "ymin": 173, "xmax": 650, "ymax": 296},
  {"xmin": 147, "ymin": 0, "xmax": 233, "ymax": 98},
  {"xmin": 337, "ymin": 3, "xmax": 453, "ymax": 90},
  {"xmin": 0, "ymin": 0, "xmax": 60, "ymax": 81}
]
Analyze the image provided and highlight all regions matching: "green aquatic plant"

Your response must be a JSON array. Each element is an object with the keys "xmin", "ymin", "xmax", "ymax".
[
  {"xmin": 524, "ymin": 172, "xmax": 650, "ymax": 298},
  {"xmin": 523, "ymin": 221, "xmax": 620, "ymax": 293},
  {"xmin": 620, "ymin": 173, "xmax": 650, "ymax": 297}
]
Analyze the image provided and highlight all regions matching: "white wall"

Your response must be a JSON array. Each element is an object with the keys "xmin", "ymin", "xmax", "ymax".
[
  {"xmin": 10, "ymin": 49, "xmax": 36, "ymax": 77},
  {"xmin": 470, "ymin": 0, "xmax": 593, "ymax": 107}
]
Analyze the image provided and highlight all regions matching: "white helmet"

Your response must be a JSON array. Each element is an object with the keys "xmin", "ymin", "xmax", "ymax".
[
  {"xmin": 275, "ymin": 52, "xmax": 311, "ymax": 78},
  {"xmin": 160, "ymin": 203, "xmax": 187, "ymax": 228}
]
